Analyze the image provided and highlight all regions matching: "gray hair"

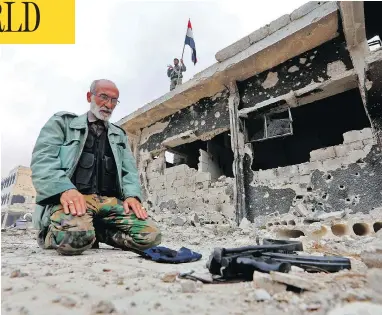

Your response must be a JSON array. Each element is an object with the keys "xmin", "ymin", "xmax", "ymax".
[{"xmin": 89, "ymin": 79, "xmax": 116, "ymax": 93}]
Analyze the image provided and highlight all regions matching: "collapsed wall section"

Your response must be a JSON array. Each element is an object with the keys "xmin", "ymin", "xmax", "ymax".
[
  {"xmin": 137, "ymin": 90, "xmax": 236, "ymax": 226},
  {"xmin": 244, "ymin": 127, "xmax": 381, "ymax": 222}
]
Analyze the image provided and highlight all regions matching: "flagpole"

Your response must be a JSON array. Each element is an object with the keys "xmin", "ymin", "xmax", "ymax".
[{"xmin": 177, "ymin": 18, "xmax": 189, "ymax": 86}]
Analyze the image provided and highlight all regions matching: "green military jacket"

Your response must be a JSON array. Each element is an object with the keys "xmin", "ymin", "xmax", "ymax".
[{"xmin": 31, "ymin": 111, "xmax": 142, "ymax": 230}]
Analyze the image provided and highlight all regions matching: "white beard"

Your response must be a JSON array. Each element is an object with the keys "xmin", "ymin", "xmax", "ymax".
[{"xmin": 90, "ymin": 96, "xmax": 113, "ymax": 121}]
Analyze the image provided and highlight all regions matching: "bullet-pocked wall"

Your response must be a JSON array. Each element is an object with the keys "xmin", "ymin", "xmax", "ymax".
[
  {"xmin": 137, "ymin": 90, "xmax": 236, "ymax": 225},
  {"xmin": 236, "ymin": 35, "xmax": 382, "ymax": 222}
]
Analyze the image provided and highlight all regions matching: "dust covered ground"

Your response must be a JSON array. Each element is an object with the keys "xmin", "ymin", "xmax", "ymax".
[{"xmin": 2, "ymin": 222, "xmax": 382, "ymax": 315}]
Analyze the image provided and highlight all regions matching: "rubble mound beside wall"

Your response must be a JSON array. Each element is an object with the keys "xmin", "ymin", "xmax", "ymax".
[{"xmin": 144, "ymin": 163, "xmax": 235, "ymax": 226}]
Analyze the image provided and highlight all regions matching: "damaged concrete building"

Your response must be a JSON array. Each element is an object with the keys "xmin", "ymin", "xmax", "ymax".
[
  {"xmin": 117, "ymin": 1, "xmax": 382, "ymax": 230},
  {"xmin": 1, "ymin": 166, "xmax": 36, "ymax": 228}
]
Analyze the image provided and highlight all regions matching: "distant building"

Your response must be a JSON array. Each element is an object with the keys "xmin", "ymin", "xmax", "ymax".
[{"xmin": 1, "ymin": 166, "xmax": 36, "ymax": 228}]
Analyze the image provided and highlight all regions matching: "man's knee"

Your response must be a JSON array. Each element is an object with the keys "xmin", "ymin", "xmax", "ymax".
[
  {"xmin": 132, "ymin": 219, "xmax": 162, "ymax": 249},
  {"xmin": 47, "ymin": 210, "xmax": 96, "ymax": 255},
  {"xmin": 47, "ymin": 229, "xmax": 96, "ymax": 255}
]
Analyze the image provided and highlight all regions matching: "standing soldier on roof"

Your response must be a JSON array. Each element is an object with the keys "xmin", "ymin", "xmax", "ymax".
[{"xmin": 167, "ymin": 58, "xmax": 186, "ymax": 91}]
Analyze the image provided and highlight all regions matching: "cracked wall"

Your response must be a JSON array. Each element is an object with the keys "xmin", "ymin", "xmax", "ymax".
[
  {"xmin": 238, "ymin": 36, "xmax": 354, "ymax": 109},
  {"xmin": 243, "ymin": 127, "xmax": 382, "ymax": 222},
  {"xmin": 139, "ymin": 90, "xmax": 231, "ymax": 153}
]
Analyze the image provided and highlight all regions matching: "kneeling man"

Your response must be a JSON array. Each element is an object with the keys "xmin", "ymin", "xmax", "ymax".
[{"xmin": 31, "ymin": 79, "xmax": 161, "ymax": 255}]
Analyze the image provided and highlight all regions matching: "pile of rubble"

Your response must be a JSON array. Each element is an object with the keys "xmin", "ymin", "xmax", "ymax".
[{"xmin": 2, "ymin": 208, "xmax": 382, "ymax": 314}]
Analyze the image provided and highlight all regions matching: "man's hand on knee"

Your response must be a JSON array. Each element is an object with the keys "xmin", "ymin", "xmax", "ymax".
[
  {"xmin": 60, "ymin": 189, "xmax": 87, "ymax": 216},
  {"xmin": 123, "ymin": 198, "xmax": 148, "ymax": 220}
]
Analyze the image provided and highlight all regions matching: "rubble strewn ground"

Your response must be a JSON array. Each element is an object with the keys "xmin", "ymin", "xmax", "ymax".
[{"xmin": 2, "ymin": 217, "xmax": 382, "ymax": 315}]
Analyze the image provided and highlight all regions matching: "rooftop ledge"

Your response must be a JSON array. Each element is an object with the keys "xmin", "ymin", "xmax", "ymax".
[{"xmin": 118, "ymin": 1, "xmax": 339, "ymax": 135}]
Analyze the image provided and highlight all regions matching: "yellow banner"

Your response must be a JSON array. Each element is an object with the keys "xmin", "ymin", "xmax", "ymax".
[{"xmin": 0, "ymin": 0, "xmax": 75, "ymax": 44}]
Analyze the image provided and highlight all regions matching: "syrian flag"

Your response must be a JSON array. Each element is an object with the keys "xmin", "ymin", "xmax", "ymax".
[{"xmin": 184, "ymin": 19, "xmax": 197, "ymax": 65}]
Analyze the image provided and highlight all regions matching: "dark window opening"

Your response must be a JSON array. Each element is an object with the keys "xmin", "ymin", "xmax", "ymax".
[
  {"xmin": 246, "ymin": 88, "xmax": 371, "ymax": 171},
  {"xmin": 364, "ymin": 1, "xmax": 382, "ymax": 50},
  {"xmin": 165, "ymin": 140, "xmax": 207, "ymax": 170},
  {"xmin": 246, "ymin": 108, "xmax": 293, "ymax": 142},
  {"xmin": 164, "ymin": 131, "xmax": 234, "ymax": 179}
]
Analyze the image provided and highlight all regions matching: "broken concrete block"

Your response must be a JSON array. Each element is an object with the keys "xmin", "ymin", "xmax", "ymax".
[
  {"xmin": 298, "ymin": 175, "xmax": 311, "ymax": 185},
  {"xmin": 258, "ymin": 168, "xmax": 278, "ymax": 181},
  {"xmin": 172, "ymin": 164, "xmax": 189, "ymax": 174},
  {"xmin": 298, "ymin": 161, "xmax": 323, "ymax": 175},
  {"xmin": 347, "ymin": 149, "xmax": 366, "ymax": 163},
  {"xmin": 215, "ymin": 36, "xmax": 251, "ymax": 62},
  {"xmin": 294, "ymin": 204, "xmax": 310, "ymax": 217},
  {"xmin": 334, "ymin": 141, "xmax": 364, "ymax": 157},
  {"xmin": 220, "ymin": 204, "xmax": 235, "ymax": 219},
  {"xmin": 367, "ymin": 268, "xmax": 382, "ymax": 294},
  {"xmin": 343, "ymin": 128, "xmax": 373, "ymax": 144},
  {"xmin": 268, "ymin": 14, "xmax": 291, "ymax": 34},
  {"xmin": 173, "ymin": 179, "xmax": 185, "ymax": 188},
  {"xmin": 277, "ymin": 165, "xmax": 299, "ymax": 178},
  {"xmin": 248, "ymin": 25, "xmax": 269, "ymax": 44},
  {"xmin": 195, "ymin": 172, "xmax": 212, "ymax": 183},
  {"xmin": 239, "ymin": 217, "xmax": 251, "ymax": 230},
  {"xmin": 270, "ymin": 271, "xmax": 323, "ymax": 291},
  {"xmin": 361, "ymin": 238, "xmax": 382, "ymax": 268},
  {"xmin": 180, "ymin": 280, "xmax": 197, "ymax": 293},
  {"xmin": 290, "ymin": 2, "xmax": 322, "ymax": 21},
  {"xmin": 343, "ymin": 130, "xmax": 362, "ymax": 143},
  {"xmin": 166, "ymin": 173, "xmax": 177, "ymax": 183},
  {"xmin": 310, "ymin": 147, "xmax": 336, "ymax": 161},
  {"xmin": 189, "ymin": 212, "xmax": 200, "ymax": 227},
  {"xmin": 322, "ymin": 157, "xmax": 344, "ymax": 171},
  {"xmin": 164, "ymin": 167, "xmax": 175, "ymax": 175},
  {"xmin": 253, "ymin": 271, "xmax": 287, "ymax": 294},
  {"xmin": 363, "ymin": 138, "xmax": 377, "ymax": 146},
  {"xmin": 250, "ymin": 289, "xmax": 272, "ymax": 301},
  {"xmin": 171, "ymin": 216, "xmax": 187, "ymax": 226},
  {"xmin": 361, "ymin": 128, "xmax": 373, "ymax": 140}
]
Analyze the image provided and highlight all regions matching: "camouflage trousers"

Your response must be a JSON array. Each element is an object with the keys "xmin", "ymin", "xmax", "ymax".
[
  {"xmin": 42, "ymin": 194, "xmax": 161, "ymax": 256},
  {"xmin": 170, "ymin": 78, "xmax": 182, "ymax": 91}
]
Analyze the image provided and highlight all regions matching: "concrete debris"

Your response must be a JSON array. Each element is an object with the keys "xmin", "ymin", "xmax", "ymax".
[
  {"xmin": 270, "ymin": 271, "xmax": 323, "ymax": 291},
  {"xmin": 161, "ymin": 272, "xmax": 179, "ymax": 283},
  {"xmin": 361, "ymin": 238, "xmax": 382, "ymax": 268},
  {"xmin": 252, "ymin": 271, "xmax": 287, "ymax": 294},
  {"xmin": 180, "ymin": 280, "xmax": 198, "ymax": 293},
  {"xmin": 171, "ymin": 216, "xmax": 187, "ymax": 226},
  {"xmin": 326, "ymin": 302, "xmax": 382, "ymax": 315},
  {"xmin": 290, "ymin": 266, "xmax": 305, "ymax": 274},
  {"xmin": 3, "ymin": 223, "xmax": 382, "ymax": 314},
  {"xmin": 251, "ymin": 289, "xmax": 272, "ymax": 301},
  {"xmin": 189, "ymin": 212, "xmax": 200, "ymax": 227},
  {"xmin": 239, "ymin": 217, "xmax": 252, "ymax": 230},
  {"xmin": 366, "ymin": 269, "xmax": 382, "ymax": 295}
]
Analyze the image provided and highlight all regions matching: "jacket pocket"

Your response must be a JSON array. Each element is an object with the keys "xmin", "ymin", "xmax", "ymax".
[
  {"xmin": 59, "ymin": 140, "xmax": 80, "ymax": 169},
  {"xmin": 76, "ymin": 152, "xmax": 95, "ymax": 184},
  {"xmin": 104, "ymin": 155, "xmax": 117, "ymax": 174}
]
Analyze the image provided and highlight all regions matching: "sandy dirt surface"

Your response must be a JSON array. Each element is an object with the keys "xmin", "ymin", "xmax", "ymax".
[{"xmin": 2, "ymin": 224, "xmax": 382, "ymax": 315}]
